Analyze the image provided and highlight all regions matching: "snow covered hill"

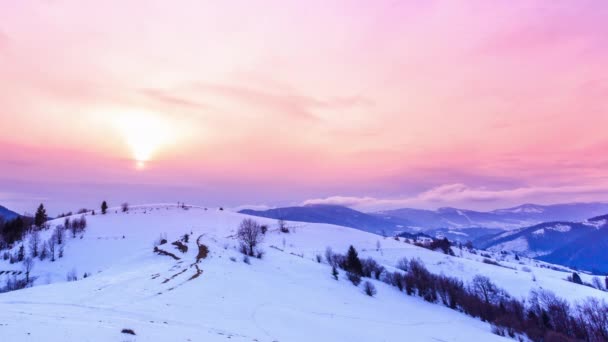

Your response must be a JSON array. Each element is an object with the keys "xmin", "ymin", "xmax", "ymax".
[{"xmin": 0, "ymin": 204, "xmax": 606, "ymax": 341}]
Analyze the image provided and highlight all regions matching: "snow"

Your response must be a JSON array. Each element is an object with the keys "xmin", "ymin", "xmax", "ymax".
[
  {"xmin": 546, "ymin": 224, "xmax": 572, "ymax": 233},
  {"xmin": 0, "ymin": 204, "xmax": 606, "ymax": 341},
  {"xmin": 533, "ymin": 229, "xmax": 545, "ymax": 236}
]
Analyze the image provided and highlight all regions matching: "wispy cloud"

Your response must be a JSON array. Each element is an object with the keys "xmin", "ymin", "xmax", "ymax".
[{"xmin": 303, "ymin": 183, "xmax": 608, "ymax": 211}]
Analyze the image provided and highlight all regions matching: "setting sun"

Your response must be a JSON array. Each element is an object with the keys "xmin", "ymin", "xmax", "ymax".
[{"xmin": 115, "ymin": 111, "xmax": 174, "ymax": 167}]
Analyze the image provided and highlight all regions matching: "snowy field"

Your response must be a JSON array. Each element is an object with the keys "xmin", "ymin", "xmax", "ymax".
[{"xmin": 0, "ymin": 204, "xmax": 606, "ymax": 341}]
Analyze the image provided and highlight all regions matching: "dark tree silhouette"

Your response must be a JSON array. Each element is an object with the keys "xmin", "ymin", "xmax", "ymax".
[
  {"xmin": 345, "ymin": 245, "xmax": 363, "ymax": 276},
  {"xmin": 101, "ymin": 201, "xmax": 108, "ymax": 215},
  {"xmin": 34, "ymin": 204, "xmax": 47, "ymax": 229}
]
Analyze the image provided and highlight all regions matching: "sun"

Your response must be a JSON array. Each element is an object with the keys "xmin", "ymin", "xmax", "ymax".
[{"xmin": 115, "ymin": 111, "xmax": 173, "ymax": 168}]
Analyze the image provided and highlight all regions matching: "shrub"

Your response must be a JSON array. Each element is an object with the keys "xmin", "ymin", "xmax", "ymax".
[
  {"xmin": 243, "ymin": 255, "xmax": 251, "ymax": 264},
  {"xmin": 396, "ymin": 257, "xmax": 409, "ymax": 271},
  {"xmin": 332, "ymin": 266, "xmax": 339, "ymax": 280},
  {"xmin": 482, "ymin": 258, "xmax": 500, "ymax": 266},
  {"xmin": 363, "ymin": 281, "xmax": 377, "ymax": 297},
  {"xmin": 347, "ymin": 272, "xmax": 361, "ymax": 286},
  {"xmin": 172, "ymin": 241, "xmax": 188, "ymax": 253},
  {"xmin": 197, "ymin": 244, "xmax": 209, "ymax": 260},
  {"xmin": 121, "ymin": 329, "xmax": 136, "ymax": 335},
  {"xmin": 315, "ymin": 254, "xmax": 322, "ymax": 263},
  {"xmin": 66, "ymin": 269, "xmax": 78, "ymax": 282}
]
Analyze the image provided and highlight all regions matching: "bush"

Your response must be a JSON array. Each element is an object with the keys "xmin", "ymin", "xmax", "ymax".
[
  {"xmin": 66, "ymin": 269, "xmax": 78, "ymax": 282},
  {"xmin": 363, "ymin": 281, "xmax": 377, "ymax": 297},
  {"xmin": 197, "ymin": 244, "xmax": 209, "ymax": 260},
  {"xmin": 482, "ymin": 258, "xmax": 500, "ymax": 266},
  {"xmin": 172, "ymin": 241, "xmax": 188, "ymax": 253},
  {"xmin": 396, "ymin": 257, "xmax": 409, "ymax": 271},
  {"xmin": 121, "ymin": 329, "xmax": 136, "ymax": 335},
  {"xmin": 243, "ymin": 255, "xmax": 251, "ymax": 264},
  {"xmin": 347, "ymin": 272, "xmax": 361, "ymax": 286}
]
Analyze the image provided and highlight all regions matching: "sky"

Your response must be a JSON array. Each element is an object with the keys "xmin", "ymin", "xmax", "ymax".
[{"xmin": 1, "ymin": 0, "xmax": 608, "ymax": 215}]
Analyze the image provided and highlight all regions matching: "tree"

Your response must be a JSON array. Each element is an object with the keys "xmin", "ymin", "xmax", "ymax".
[
  {"xmin": 332, "ymin": 266, "xmax": 339, "ymax": 280},
  {"xmin": 101, "ymin": 201, "xmax": 108, "ymax": 215},
  {"xmin": 121, "ymin": 203, "xmax": 129, "ymax": 212},
  {"xmin": 592, "ymin": 277, "xmax": 605, "ymax": 291},
  {"xmin": 237, "ymin": 219, "xmax": 264, "ymax": 256},
  {"xmin": 471, "ymin": 275, "xmax": 501, "ymax": 304},
  {"xmin": 363, "ymin": 281, "xmax": 377, "ymax": 297},
  {"xmin": 29, "ymin": 231, "xmax": 40, "ymax": 258},
  {"xmin": 17, "ymin": 244, "xmax": 25, "ymax": 262},
  {"xmin": 48, "ymin": 238, "xmax": 56, "ymax": 262},
  {"xmin": 39, "ymin": 241, "xmax": 48, "ymax": 261},
  {"xmin": 23, "ymin": 257, "xmax": 34, "ymax": 283},
  {"xmin": 345, "ymin": 245, "xmax": 363, "ymax": 276},
  {"xmin": 278, "ymin": 219, "xmax": 289, "ymax": 233},
  {"xmin": 572, "ymin": 272, "xmax": 583, "ymax": 285},
  {"xmin": 347, "ymin": 272, "xmax": 362, "ymax": 286},
  {"xmin": 54, "ymin": 225, "xmax": 64, "ymax": 245},
  {"xmin": 34, "ymin": 204, "xmax": 47, "ymax": 229}
]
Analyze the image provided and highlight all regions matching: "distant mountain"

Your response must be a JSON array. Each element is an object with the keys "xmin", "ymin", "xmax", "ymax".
[
  {"xmin": 239, "ymin": 204, "xmax": 411, "ymax": 235},
  {"xmin": 374, "ymin": 202, "xmax": 608, "ymax": 230},
  {"xmin": 479, "ymin": 214, "xmax": 608, "ymax": 273},
  {"xmin": 425, "ymin": 227, "xmax": 506, "ymax": 244},
  {"xmin": 0, "ymin": 205, "xmax": 19, "ymax": 222},
  {"xmin": 538, "ymin": 228, "xmax": 608, "ymax": 274}
]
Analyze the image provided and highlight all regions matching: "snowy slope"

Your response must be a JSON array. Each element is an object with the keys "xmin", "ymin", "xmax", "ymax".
[{"xmin": 0, "ymin": 205, "xmax": 606, "ymax": 341}]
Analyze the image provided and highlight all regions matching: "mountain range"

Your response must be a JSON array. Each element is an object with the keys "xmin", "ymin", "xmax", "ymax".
[
  {"xmin": 240, "ymin": 202, "xmax": 608, "ymax": 234},
  {"xmin": 1, "ymin": 204, "xmax": 607, "ymax": 341},
  {"xmin": 480, "ymin": 214, "xmax": 608, "ymax": 273},
  {"xmin": 0, "ymin": 205, "xmax": 19, "ymax": 222}
]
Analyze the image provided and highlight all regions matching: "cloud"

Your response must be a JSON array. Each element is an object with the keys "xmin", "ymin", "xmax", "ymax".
[{"xmin": 303, "ymin": 183, "xmax": 608, "ymax": 211}]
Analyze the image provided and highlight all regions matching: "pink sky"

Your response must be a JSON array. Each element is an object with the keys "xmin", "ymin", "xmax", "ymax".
[{"xmin": 1, "ymin": 0, "xmax": 607, "ymax": 214}]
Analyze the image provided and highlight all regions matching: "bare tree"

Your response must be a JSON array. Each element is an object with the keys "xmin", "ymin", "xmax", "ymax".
[
  {"xmin": 23, "ymin": 257, "xmax": 34, "ymax": 283},
  {"xmin": 54, "ymin": 225, "xmax": 65, "ymax": 245},
  {"xmin": 237, "ymin": 219, "xmax": 264, "ymax": 256},
  {"xmin": 471, "ymin": 275, "xmax": 501, "ymax": 304},
  {"xmin": 48, "ymin": 238, "xmax": 56, "ymax": 262},
  {"xmin": 278, "ymin": 218, "xmax": 289, "ymax": 233},
  {"xmin": 592, "ymin": 277, "xmax": 605, "ymax": 291},
  {"xmin": 29, "ymin": 231, "xmax": 40, "ymax": 258}
]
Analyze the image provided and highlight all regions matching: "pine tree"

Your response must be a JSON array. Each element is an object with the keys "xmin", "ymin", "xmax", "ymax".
[
  {"xmin": 572, "ymin": 272, "xmax": 583, "ymax": 285},
  {"xmin": 17, "ymin": 245, "xmax": 25, "ymax": 262},
  {"xmin": 34, "ymin": 204, "xmax": 47, "ymax": 229},
  {"xmin": 346, "ymin": 245, "xmax": 363, "ymax": 276},
  {"xmin": 101, "ymin": 201, "xmax": 108, "ymax": 215}
]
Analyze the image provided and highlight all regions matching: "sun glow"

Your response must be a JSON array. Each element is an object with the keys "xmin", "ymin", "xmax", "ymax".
[{"xmin": 115, "ymin": 111, "xmax": 174, "ymax": 168}]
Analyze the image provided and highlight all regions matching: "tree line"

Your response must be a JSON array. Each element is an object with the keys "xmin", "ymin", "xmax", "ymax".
[{"xmin": 326, "ymin": 245, "xmax": 608, "ymax": 342}]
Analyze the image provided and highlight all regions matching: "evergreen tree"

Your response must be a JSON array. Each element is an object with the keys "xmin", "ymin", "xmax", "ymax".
[
  {"xmin": 346, "ymin": 245, "xmax": 363, "ymax": 276},
  {"xmin": 572, "ymin": 272, "xmax": 583, "ymax": 285},
  {"xmin": 34, "ymin": 204, "xmax": 47, "ymax": 229},
  {"xmin": 332, "ymin": 266, "xmax": 339, "ymax": 280},
  {"xmin": 17, "ymin": 244, "xmax": 25, "ymax": 262},
  {"xmin": 101, "ymin": 201, "xmax": 108, "ymax": 215}
]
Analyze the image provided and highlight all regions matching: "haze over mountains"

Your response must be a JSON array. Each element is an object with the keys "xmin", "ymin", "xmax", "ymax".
[{"xmin": 240, "ymin": 202, "xmax": 608, "ymax": 234}]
